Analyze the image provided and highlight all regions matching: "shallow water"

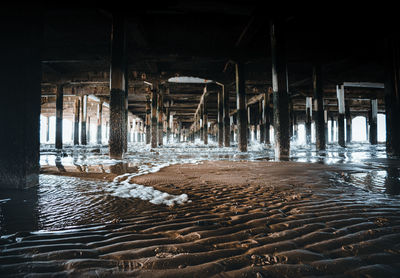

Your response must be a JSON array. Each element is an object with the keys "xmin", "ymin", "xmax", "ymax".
[{"xmin": 1, "ymin": 140, "xmax": 399, "ymax": 235}]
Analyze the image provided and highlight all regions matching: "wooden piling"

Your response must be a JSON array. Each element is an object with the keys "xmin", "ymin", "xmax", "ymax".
[
  {"xmin": 55, "ymin": 84, "xmax": 63, "ymax": 150},
  {"xmin": 313, "ymin": 65, "xmax": 326, "ymax": 150},
  {"xmin": 236, "ymin": 62, "xmax": 247, "ymax": 152}
]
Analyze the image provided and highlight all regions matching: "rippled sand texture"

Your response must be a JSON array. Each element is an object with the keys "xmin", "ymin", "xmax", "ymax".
[{"xmin": 1, "ymin": 161, "xmax": 400, "ymax": 277}]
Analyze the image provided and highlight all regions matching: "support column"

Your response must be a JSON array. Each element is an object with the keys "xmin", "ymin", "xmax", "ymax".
[
  {"xmin": 151, "ymin": 89, "xmax": 158, "ymax": 148},
  {"xmin": 199, "ymin": 111, "xmax": 203, "ymax": 142},
  {"xmin": 203, "ymin": 96, "xmax": 208, "ymax": 145},
  {"xmin": 236, "ymin": 62, "xmax": 247, "ymax": 152},
  {"xmin": 369, "ymin": 98, "xmax": 378, "ymax": 145},
  {"xmin": 170, "ymin": 115, "xmax": 174, "ymax": 141},
  {"xmin": 73, "ymin": 98, "xmax": 80, "ymax": 145},
  {"xmin": 178, "ymin": 122, "xmax": 182, "ymax": 143},
  {"xmin": 293, "ymin": 112, "xmax": 298, "ymax": 142},
  {"xmin": 337, "ymin": 85, "xmax": 345, "ymax": 147},
  {"xmin": 330, "ymin": 115, "xmax": 334, "ymax": 143},
  {"xmin": 264, "ymin": 89, "xmax": 271, "ymax": 144},
  {"xmin": 166, "ymin": 105, "xmax": 171, "ymax": 144},
  {"xmin": 46, "ymin": 116, "xmax": 50, "ymax": 143},
  {"xmin": 345, "ymin": 100, "xmax": 352, "ymax": 143},
  {"xmin": 0, "ymin": 11, "xmax": 42, "ymax": 188},
  {"xmin": 271, "ymin": 19, "xmax": 290, "ymax": 158},
  {"xmin": 87, "ymin": 117, "xmax": 91, "ymax": 143},
  {"xmin": 230, "ymin": 115, "xmax": 235, "ymax": 143},
  {"xmin": 123, "ymin": 91, "xmax": 128, "ymax": 153},
  {"xmin": 97, "ymin": 101, "xmax": 103, "ymax": 145},
  {"xmin": 109, "ymin": 87, "xmax": 126, "ymax": 156},
  {"xmin": 105, "ymin": 121, "xmax": 109, "ymax": 141},
  {"xmin": 247, "ymin": 106, "xmax": 251, "ymax": 143},
  {"xmin": 131, "ymin": 120, "xmax": 135, "ymax": 143},
  {"xmin": 55, "ymin": 84, "xmax": 63, "ymax": 150},
  {"xmin": 191, "ymin": 127, "xmax": 195, "ymax": 142},
  {"xmin": 313, "ymin": 65, "xmax": 326, "ymax": 150},
  {"xmin": 218, "ymin": 90, "xmax": 223, "ymax": 147},
  {"xmin": 384, "ymin": 37, "xmax": 400, "ymax": 156},
  {"xmin": 289, "ymin": 101, "xmax": 294, "ymax": 139},
  {"xmin": 305, "ymin": 97, "xmax": 312, "ymax": 145},
  {"xmin": 81, "ymin": 95, "xmax": 87, "ymax": 145},
  {"xmin": 196, "ymin": 114, "xmax": 201, "ymax": 140},
  {"xmin": 324, "ymin": 110, "xmax": 329, "ymax": 145},
  {"xmin": 157, "ymin": 93, "xmax": 163, "ymax": 146},
  {"xmin": 139, "ymin": 122, "xmax": 143, "ymax": 142},
  {"xmin": 145, "ymin": 96, "xmax": 151, "ymax": 144},
  {"xmin": 109, "ymin": 15, "xmax": 127, "ymax": 159},
  {"xmin": 254, "ymin": 105, "xmax": 258, "ymax": 141},
  {"xmin": 130, "ymin": 119, "xmax": 134, "ymax": 143},
  {"xmin": 223, "ymin": 84, "xmax": 230, "ymax": 147},
  {"xmin": 259, "ymin": 100, "xmax": 265, "ymax": 143}
]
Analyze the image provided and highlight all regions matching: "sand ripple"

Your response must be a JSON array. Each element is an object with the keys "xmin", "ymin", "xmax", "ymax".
[{"xmin": 1, "ymin": 161, "xmax": 400, "ymax": 277}]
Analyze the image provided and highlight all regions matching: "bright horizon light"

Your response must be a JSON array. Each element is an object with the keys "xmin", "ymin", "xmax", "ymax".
[
  {"xmin": 168, "ymin": 76, "xmax": 213, "ymax": 83},
  {"xmin": 40, "ymin": 114, "xmax": 387, "ymax": 145}
]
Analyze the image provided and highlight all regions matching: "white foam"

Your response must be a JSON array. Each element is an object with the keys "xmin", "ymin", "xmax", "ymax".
[
  {"xmin": 108, "ymin": 160, "xmax": 195, "ymax": 206},
  {"xmin": 110, "ymin": 182, "xmax": 189, "ymax": 206}
]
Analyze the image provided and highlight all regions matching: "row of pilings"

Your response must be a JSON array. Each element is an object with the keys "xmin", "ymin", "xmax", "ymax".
[{"xmin": 1, "ymin": 12, "xmax": 400, "ymax": 189}]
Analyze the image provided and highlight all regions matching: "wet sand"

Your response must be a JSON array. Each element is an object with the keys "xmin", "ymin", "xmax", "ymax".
[
  {"xmin": 40, "ymin": 166, "xmax": 121, "ymax": 182},
  {"xmin": 1, "ymin": 160, "xmax": 400, "ymax": 277},
  {"xmin": 40, "ymin": 163, "xmax": 139, "ymax": 182}
]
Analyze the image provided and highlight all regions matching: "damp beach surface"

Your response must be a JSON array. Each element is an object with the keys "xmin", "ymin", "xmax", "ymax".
[{"xmin": 1, "ymin": 142, "xmax": 400, "ymax": 277}]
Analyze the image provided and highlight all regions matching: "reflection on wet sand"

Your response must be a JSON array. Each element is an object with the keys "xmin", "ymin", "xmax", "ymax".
[
  {"xmin": 1, "ymin": 142, "xmax": 400, "ymax": 277},
  {"xmin": 9, "ymin": 142, "xmax": 399, "ymax": 233},
  {"xmin": 0, "ymin": 188, "xmax": 39, "ymax": 235},
  {"xmin": 385, "ymin": 167, "xmax": 400, "ymax": 195},
  {"xmin": 39, "ymin": 142, "xmax": 400, "ymax": 197},
  {"xmin": 55, "ymin": 155, "xmax": 66, "ymax": 172}
]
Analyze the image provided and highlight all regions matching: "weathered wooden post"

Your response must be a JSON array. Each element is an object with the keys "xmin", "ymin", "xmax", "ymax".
[
  {"xmin": 96, "ymin": 101, "xmax": 103, "ymax": 145},
  {"xmin": 313, "ymin": 65, "xmax": 326, "ymax": 150},
  {"xmin": 337, "ymin": 85, "xmax": 346, "ymax": 147},
  {"xmin": 218, "ymin": 90, "xmax": 224, "ymax": 147},
  {"xmin": 0, "ymin": 10, "xmax": 42, "ymax": 189},
  {"xmin": 293, "ymin": 111, "xmax": 298, "ymax": 142},
  {"xmin": 145, "ymin": 95, "xmax": 151, "ymax": 144},
  {"xmin": 369, "ymin": 98, "xmax": 378, "ymax": 144},
  {"xmin": 87, "ymin": 116, "xmax": 91, "ymax": 143},
  {"xmin": 157, "ymin": 92, "xmax": 163, "ymax": 146},
  {"xmin": 236, "ymin": 62, "xmax": 247, "ymax": 152},
  {"xmin": 247, "ymin": 106, "xmax": 251, "ymax": 143},
  {"xmin": 55, "ymin": 84, "xmax": 64, "ymax": 150},
  {"xmin": 203, "ymin": 94, "xmax": 208, "ymax": 145},
  {"xmin": 46, "ymin": 116, "xmax": 50, "ymax": 143},
  {"xmin": 259, "ymin": 99, "xmax": 265, "ymax": 143},
  {"xmin": 109, "ymin": 15, "xmax": 127, "ymax": 158},
  {"xmin": 305, "ymin": 97, "xmax": 312, "ymax": 145},
  {"xmin": 264, "ymin": 89, "xmax": 271, "ymax": 144},
  {"xmin": 81, "ymin": 95, "xmax": 88, "ymax": 145},
  {"xmin": 270, "ymin": 19, "xmax": 290, "ymax": 158},
  {"xmin": 151, "ymin": 88, "xmax": 158, "ymax": 148},
  {"xmin": 345, "ymin": 100, "xmax": 352, "ymax": 143},
  {"xmin": 73, "ymin": 98, "xmax": 80, "ymax": 145},
  {"xmin": 166, "ymin": 103, "xmax": 171, "ymax": 144},
  {"xmin": 223, "ymin": 84, "xmax": 230, "ymax": 147},
  {"xmin": 384, "ymin": 37, "xmax": 400, "ymax": 156},
  {"xmin": 324, "ymin": 110, "xmax": 329, "ymax": 145}
]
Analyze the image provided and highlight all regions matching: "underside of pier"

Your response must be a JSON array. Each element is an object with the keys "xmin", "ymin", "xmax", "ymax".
[{"xmin": 1, "ymin": 3, "xmax": 400, "ymax": 277}]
